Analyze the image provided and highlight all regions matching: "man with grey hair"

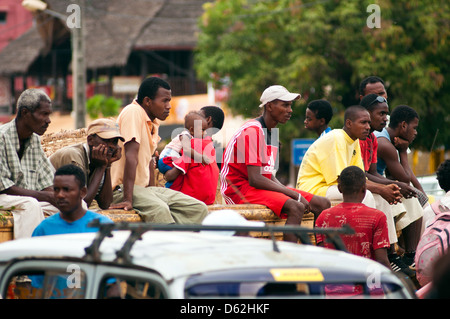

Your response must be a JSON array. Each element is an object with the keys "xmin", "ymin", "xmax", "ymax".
[{"xmin": 0, "ymin": 88, "xmax": 58, "ymax": 238}]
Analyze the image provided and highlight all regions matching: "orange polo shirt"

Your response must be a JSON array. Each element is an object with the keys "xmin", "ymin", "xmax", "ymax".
[{"xmin": 111, "ymin": 100, "xmax": 160, "ymax": 189}]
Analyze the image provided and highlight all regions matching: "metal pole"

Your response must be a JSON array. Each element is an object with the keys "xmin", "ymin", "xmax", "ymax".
[{"xmin": 72, "ymin": 0, "xmax": 86, "ymax": 128}]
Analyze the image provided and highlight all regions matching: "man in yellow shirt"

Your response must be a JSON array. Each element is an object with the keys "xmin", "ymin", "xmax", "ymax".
[
  {"xmin": 109, "ymin": 77, "xmax": 208, "ymax": 224},
  {"xmin": 296, "ymin": 106, "xmax": 374, "ymax": 205}
]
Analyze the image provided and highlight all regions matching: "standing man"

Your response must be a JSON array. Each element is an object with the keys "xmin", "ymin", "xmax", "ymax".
[
  {"xmin": 221, "ymin": 85, "xmax": 330, "ymax": 243},
  {"xmin": 49, "ymin": 118, "xmax": 123, "ymax": 209},
  {"xmin": 109, "ymin": 77, "xmax": 208, "ymax": 224},
  {"xmin": 0, "ymin": 88, "xmax": 58, "ymax": 238},
  {"xmin": 32, "ymin": 164, "xmax": 113, "ymax": 236},
  {"xmin": 304, "ymin": 99, "xmax": 333, "ymax": 138}
]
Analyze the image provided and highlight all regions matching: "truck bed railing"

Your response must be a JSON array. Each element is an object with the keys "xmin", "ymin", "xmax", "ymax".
[{"xmin": 84, "ymin": 220, "xmax": 355, "ymax": 265}]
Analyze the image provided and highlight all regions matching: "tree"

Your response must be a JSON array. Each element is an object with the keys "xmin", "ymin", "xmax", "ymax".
[{"xmin": 195, "ymin": 0, "xmax": 450, "ymax": 153}]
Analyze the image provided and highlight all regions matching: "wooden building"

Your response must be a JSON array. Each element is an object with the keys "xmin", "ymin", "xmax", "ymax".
[{"xmin": 0, "ymin": 0, "xmax": 208, "ymax": 113}]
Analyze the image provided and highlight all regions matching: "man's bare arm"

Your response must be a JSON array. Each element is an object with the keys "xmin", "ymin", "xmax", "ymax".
[
  {"xmin": 377, "ymin": 137, "xmax": 412, "ymax": 183},
  {"xmin": 108, "ymin": 139, "xmax": 139, "ymax": 210}
]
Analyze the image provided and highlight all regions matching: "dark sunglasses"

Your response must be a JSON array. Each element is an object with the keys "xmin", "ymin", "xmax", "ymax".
[{"xmin": 369, "ymin": 95, "xmax": 388, "ymax": 107}]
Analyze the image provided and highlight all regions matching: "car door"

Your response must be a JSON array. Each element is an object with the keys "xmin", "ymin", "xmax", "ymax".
[
  {"xmin": 0, "ymin": 259, "xmax": 96, "ymax": 299},
  {"xmin": 89, "ymin": 265, "xmax": 170, "ymax": 299},
  {"xmin": 0, "ymin": 259, "xmax": 170, "ymax": 299}
]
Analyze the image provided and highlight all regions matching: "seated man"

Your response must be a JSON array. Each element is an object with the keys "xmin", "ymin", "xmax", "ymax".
[
  {"xmin": 360, "ymin": 94, "xmax": 424, "ymax": 274},
  {"xmin": 0, "ymin": 88, "xmax": 58, "ymax": 238},
  {"xmin": 304, "ymin": 99, "xmax": 333, "ymax": 138},
  {"xmin": 49, "ymin": 118, "xmax": 123, "ymax": 209},
  {"xmin": 315, "ymin": 165, "xmax": 390, "ymax": 269},
  {"xmin": 375, "ymin": 105, "xmax": 425, "ymax": 268},
  {"xmin": 297, "ymin": 106, "xmax": 375, "ymax": 205},
  {"xmin": 221, "ymin": 85, "xmax": 330, "ymax": 243},
  {"xmin": 375, "ymin": 105, "xmax": 427, "ymax": 203},
  {"xmin": 32, "ymin": 164, "xmax": 113, "ymax": 236},
  {"xmin": 109, "ymin": 77, "xmax": 208, "ymax": 224}
]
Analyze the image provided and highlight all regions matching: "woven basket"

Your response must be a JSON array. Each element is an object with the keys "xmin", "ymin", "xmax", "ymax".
[{"xmin": 41, "ymin": 128, "xmax": 87, "ymax": 157}]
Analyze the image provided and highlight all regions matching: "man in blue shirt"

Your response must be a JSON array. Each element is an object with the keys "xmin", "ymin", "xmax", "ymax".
[{"xmin": 32, "ymin": 164, "xmax": 112, "ymax": 236}]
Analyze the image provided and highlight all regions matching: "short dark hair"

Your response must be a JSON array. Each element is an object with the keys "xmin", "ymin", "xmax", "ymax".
[
  {"xmin": 388, "ymin": 105, "xmax": 419, "ymax": 129},
  {"xmin": 359, "ymin": 76, "xmax": 385, "ymax": 96},
  {"xmin": 200, "ymin": 106, "xmax": 225, "ymax": 130},
  {"xmin": 338, "ymin": 166, "xmax": 366, "ymax": 194},
  {"xmin": 307, "ymin": 100, "xmax": 333, "ymax": 124},
  {"xmin": 137, "ymin": 77, "xmax": 171, "ymax": 104},
  {"xmin": 54, "ymin": 164, "xmax": 86, "ymax": 188},
  {"xmin": 436, "ymin": 160, "xmax": 450, "ymax": 192},
  {"xmin": 344, "ymin": 105, "xmax": 368, "ymax": 122},
  {"xmin": 359, "ymin": 93, "xmax": 385, "ymax": 111}
]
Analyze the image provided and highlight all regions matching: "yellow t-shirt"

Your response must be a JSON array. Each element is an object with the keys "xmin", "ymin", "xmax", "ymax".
[
  {"xmin": 111, "ymin": 100, "xmax": 160, "ymax": 189},
  {"xmin": 296, "ymin": 129, "xmax": 364, "ymax": 197}
]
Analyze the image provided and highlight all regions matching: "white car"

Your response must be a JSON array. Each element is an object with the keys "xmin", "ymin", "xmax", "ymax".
[
  {"xmin": 0, "ymin": 223, "xmax": 415, "ymax": 300},
  {"xmin": 417, "ymin": 174, "xmax": 446, "ymax": 202}
]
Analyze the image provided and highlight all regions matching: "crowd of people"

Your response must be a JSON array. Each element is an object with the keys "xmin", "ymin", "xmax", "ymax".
[{"xmin": 1, "ymin": 75, "xmax": 449, "ymax": 297}]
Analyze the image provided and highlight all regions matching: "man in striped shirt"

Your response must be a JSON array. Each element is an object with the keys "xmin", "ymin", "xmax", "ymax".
[
  {"xmin": 0, "ymin": 89, "xmax": 58, "ymax": 238},
  {"xmin": 220, "ymin": 85, "xmax": 330, "ymax": 242}
]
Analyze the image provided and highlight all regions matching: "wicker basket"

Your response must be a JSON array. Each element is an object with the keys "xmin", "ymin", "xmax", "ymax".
[{"xmin": 41, "ymin": 128, "xmax": 87, "ymax": 157}]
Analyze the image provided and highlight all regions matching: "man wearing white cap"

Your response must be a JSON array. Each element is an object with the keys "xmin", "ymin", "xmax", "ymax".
[
  {"xmin": 50, "ymin": 118, "xmax": 123, "ymax": 210},
  {"xmin": 221, "ymin": 85, "xmax": 330, "ymax": 243}
]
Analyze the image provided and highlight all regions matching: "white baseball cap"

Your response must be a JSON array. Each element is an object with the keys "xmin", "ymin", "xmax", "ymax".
[
  {"xmin": 201, "ymin": 210, "xmax": 265, "ymax": 236},
  {"xmin": 258, "ymin": 85, "xmax": 301, "ymax": 108}
]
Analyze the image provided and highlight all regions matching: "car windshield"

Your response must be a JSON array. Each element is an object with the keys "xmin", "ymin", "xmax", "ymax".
[
  {"xmin": 186, "ymin": 281, "xmax": 406, "ymax": 299},
  {"xmin": 184, "ymin": 268, "xmax": 411, "ymax": 299}
]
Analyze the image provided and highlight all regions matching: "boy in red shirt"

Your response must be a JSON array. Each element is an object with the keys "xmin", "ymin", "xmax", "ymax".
[{"xmin": 315, "ymin": 165, "xmax": 390, "ymax": 268}]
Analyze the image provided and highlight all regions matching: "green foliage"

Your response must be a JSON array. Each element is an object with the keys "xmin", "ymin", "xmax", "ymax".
[
  {"xmin": 195, "ymin": 0, "xmax": 450, "ymax": 153},
  {"xmin": 0, "ymin": 206, "xmax": 13, "ymax": 222},
  {"xmin": 86, "ymin": 94, "xmax": 121, "ymax": 119}
]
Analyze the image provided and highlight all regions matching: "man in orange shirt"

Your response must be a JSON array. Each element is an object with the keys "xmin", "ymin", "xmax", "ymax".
[{"xmin": 110, "ymin": 77, "xmax": 208, "ymax": 224}]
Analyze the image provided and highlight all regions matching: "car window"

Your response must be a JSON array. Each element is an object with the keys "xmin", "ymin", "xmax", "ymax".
[
  {"xmin": 185, "ymin": 281, "xmax": 405, "ymax": 299},
  {"xmin": 184, "ymin": 268, "xmax": 411, "ymax": 299},
  {"xmin": 5, "ymin": 269, "xmax": 87, "ymax": 299},
  {"xmin": 98, "ymin": 275, "xmax": 167, "ymax": 299}
]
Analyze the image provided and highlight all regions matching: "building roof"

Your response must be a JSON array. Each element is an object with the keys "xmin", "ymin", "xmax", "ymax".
[
  {"xmin": 0, "ymin": 0, "xmax": 207, "ymax": 75},
  {"xmin": 134, "ymin": 0, "xmax": 206, "ymax": 50},
  {"xmin": 0, "ymin": 27, "xmax": 44, "ymax": 75}
]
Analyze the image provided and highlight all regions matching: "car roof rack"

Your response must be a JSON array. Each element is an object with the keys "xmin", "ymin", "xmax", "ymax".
[{"xmin": 83, "ymin": 221, "xmax": 354, "ymax": 265}]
